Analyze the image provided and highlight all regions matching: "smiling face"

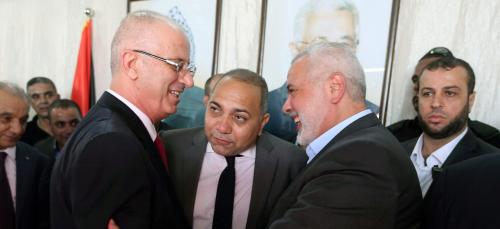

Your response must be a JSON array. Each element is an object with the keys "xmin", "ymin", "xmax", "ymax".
[
  {"xmin": 417, "ymin": 66, "xmax": 474, "ymax": 139},
  {"xmin": 0, "ymin": 90, "xmax": 29, "ymax": 149},
  {"xmin": 282, "ymin": 57, "xmax": 331, "ymax": 146},
  {"xmin": 131, "ymin": 21, "xmax": 194, "ymax": 123},
  {"xmin": 204, "ymin": 78, "xmax": 269, "ymax": 156},
  {"xmin": 27, "ymin": 82, "xmax": 60, "ymax": 118}
]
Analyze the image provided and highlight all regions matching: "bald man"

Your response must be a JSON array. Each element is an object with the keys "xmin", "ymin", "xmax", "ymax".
[{"xmin": 50, "ymin": 11, "xmax": 194, "ymax": 228}]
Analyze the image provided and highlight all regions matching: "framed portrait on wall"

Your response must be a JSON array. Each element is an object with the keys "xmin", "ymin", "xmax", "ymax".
[
  {"xmin": 257, "ymin": 0, "xmax": 399, "ymax": 140},
  {"xmin": 128, "ymin": 0, "xmax": 222, "ymax": 128}
]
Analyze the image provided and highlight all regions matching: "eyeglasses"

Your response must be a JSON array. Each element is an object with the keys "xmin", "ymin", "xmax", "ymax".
[
  {"xmin": 422, "ymin": 47, "xmax": 454, "ymax": 59},
  {"xmin": 132, "ymin": 49, "xmax": 196, "ymax": 76}
]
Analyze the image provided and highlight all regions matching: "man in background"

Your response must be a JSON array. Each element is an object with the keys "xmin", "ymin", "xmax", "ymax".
[
  {"xmin": 0, "ymin": 81, "xmax": 51, "ymax": 229},
  {"xmin": 161, "ymin": 69, "xmax": 306, "ymax": 229},
  {"xmin": 21, "ymin": 77, "xmax": 60, "ymax": 145},
  {"xmin": 401, "ymin": 56, "xmax": 499, "ymax": 197},
  {"xmin": 267, "ymin": 42, "xmax": 421, "ymax": 228},
  {"xmin": 34, "ymin": 99, "xmax": 82, "ymax": 160},
  {"xmin": 50, "ymin": 11, "xmax": 194, "ymax": 228},
  {"xmin": 388, "ymin": 47, "xmax": 500, "ymax": 148}
]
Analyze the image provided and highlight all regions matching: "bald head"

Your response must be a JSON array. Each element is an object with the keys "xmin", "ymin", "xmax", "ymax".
[{"xmin": 110, "ymin": 10, "xmax": 188, "ymax": 75}]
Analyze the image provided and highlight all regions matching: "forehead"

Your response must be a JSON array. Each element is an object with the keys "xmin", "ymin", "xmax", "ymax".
[
  {"xmin": 50, "ymin": 107, "xmax": 81, "ymax": 119},
  {"xmin": 27, "ymin": 82, "xmax": 56, "ymax": 93},
  {"xmin": 212, "ymin": 79, "xmax": 261, "ymax": 112},
  {"xmin": 420, "ymin": 66, "xmax": 468, "ymax": 89},
  {"xmin": 0, "ymin": 91, "xmax": 29, "ymax": 115},
  {"xmin": 288, "ymin": 58, "xmax": 310, "ymax": 84},
  {"xmin": 154, "ymin": 22, "xmax": 190, "ymax": 60},
  {"xmin": 302, "ymin": 10, "xmax": 355, "ymax": 42}
]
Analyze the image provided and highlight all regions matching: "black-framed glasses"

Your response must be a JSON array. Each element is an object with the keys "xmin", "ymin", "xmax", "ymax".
[{"xmin": 132, "ymin": 49, "xmax": 196, "ymax": 76}]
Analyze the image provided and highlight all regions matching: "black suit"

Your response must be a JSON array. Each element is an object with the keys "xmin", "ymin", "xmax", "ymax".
[
  {"xmin": 15, "ymin": 142, "xmax": 52, "ymax": 229},
  {"xmin": 422, "ymin": 153, "xmax": 500, "ymax": 229},
  {"xmin": 50, "ymin": 92, "xmax": 187, "ymax": 229},
  {"xmin": 34, "ymin": 137, "xmax": 58, "ymax": 161},
  {"xmin": 161, "ymin": 128, "xmax": 307, "ymax": 229},
  {"xmin": 267, "ymin": 113, "xmax": 422, "ymax": 229}
]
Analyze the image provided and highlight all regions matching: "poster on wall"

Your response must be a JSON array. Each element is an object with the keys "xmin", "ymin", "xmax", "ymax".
[
  {"xmin": 129, "ymin": 0, "xmax": 221, "ymax": 128},
  {"xmin": 258, "ymin": 0, "xmax": 397, "ymax": 141}
]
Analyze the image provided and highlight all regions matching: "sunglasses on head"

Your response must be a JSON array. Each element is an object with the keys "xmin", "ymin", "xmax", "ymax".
[{"xmin": 421, "ymin": 47, "xmax": 454, "ymax": 59}]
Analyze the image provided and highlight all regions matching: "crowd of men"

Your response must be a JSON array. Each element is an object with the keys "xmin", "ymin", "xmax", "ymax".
[{"xmin": 1, "ymin": 9, "xmax": 500, "ymax": 229}]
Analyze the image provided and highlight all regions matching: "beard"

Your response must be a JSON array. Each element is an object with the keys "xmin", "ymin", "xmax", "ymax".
[
  {"xmin": 295, "ymin": 99, "xmax": 328, "ymax": 146},
  {"xmin": 418, "ymin": 103, "xmax": 469, "ymax": 139}
]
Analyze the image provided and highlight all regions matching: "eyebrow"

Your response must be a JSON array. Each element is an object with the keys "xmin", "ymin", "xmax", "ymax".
[{"xmin": 210, "ymin": 101, "xmax": 250, "ymax": 115}]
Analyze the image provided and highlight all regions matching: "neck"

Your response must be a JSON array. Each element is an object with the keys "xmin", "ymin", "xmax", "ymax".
[
  {"xmin": 421, "ymin": 127, "xmax": 466, "ymax": 159},
  {"xmin": 37, "ymin": 116, "xmax": 52, "ymax": 135}
]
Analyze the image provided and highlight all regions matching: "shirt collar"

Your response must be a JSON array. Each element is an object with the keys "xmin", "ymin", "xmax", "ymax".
[
  {"xmin": 206, "ymin": 143, "xmax": 256, "ymax": 159},
  {"xmin": 411, "ymin": 127, "xmax": 469, "ymax": 166},
  {"xmin": 306, "ymin": 109, "xmax": 372, "ymax": 163},
  {"xmin": 0, "ymin": 146, "xmax": 16, "ymax": 160},
  {"xmin": 107, "ymin": 89, "xmax": 157, "ymax": 141}
]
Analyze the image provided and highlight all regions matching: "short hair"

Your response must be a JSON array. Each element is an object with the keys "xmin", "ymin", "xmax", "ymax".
[
  {"xmin": 110, "ymin": 10, "xmax": 186, "ymax": 74},
  {"xmin": 293, "ymin": 0, "xmax": 359, "ymax": 44},
  {"xmin": 293, "ymin": 41, "xmax": 366, "ymax": 102},
  {"xmin": 415, "ymin": 56, "xmax": 476, "ymax": 95},
  {"xmin": 48, "ymin": 99, "xmax": 83, "ymax": 121},
  {"xmin": 0, "ymin": 81, "xmax": 29, "ymax": 104},
  {"xmin": 215, "ymin": 69, "xmax": 269, "ymax": 115},
  {"xmin": 204, "ymin": 73, "xmax": 224, "ymax": 96},
  {"xmin": 26, "ymin": 76, "xmax": 57, "ymax": 92}
]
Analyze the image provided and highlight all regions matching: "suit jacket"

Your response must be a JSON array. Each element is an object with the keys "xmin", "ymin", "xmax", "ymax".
[
  {"xmin": 34, "ymin": 137, "xmax": 58, "ymax": 161},
  {"xmin": 402, "ymin": 129, "xmax": 499, "ymax": 169},
  {"xmin": 50, "ymin": 92, "xmax": 188, "ymax": 229},
  {"xmin": 267, "ymin": 113, "xmax": 423, "ymax": 229},
  {"xmin": 15, "ymin": 141, "xmax": 52, "ymax": 229},
  {"xmin": 161, "ymin": 128, "xmax": 307, "ymax": 229},
  {"xmin": 422, "ymin": 153, "xmax": 500, "ymax": 229}
]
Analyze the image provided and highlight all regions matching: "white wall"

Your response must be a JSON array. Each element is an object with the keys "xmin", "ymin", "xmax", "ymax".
[
  {"xmin": 1, "ymin": 0, "xmax": 499, "ymax": 129},
  {"xmin": 385, "ymin": 0, "xmax": 500, "ymax": 129}
]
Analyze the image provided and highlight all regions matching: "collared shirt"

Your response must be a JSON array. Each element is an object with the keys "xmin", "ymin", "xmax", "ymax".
[
  {"xmin": 306, "ymin": 109, "xmax": 372, "ymax": 164},
  {"xmin": 193, "ymin": 143, "xmax": 256, "ymax": 229},
  {"xmin": 1, "ymin": 146, "xmax": 16, "ymax": 209},
  {"xmin": 107, "ymin": 89, "xmax": 157, "ymax": 141},
  {"xmin": 410, "ymin": 127, "xmax": 468, "ymax": 196}
]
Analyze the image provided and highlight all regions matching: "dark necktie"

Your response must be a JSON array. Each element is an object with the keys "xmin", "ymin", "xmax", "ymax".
[
  {"xmin": 154, "ymin": 136, "xmax": 168, "ymax": 170},
  {"xmin": 0, "ymin": 152, "xmax": 15, "ymax": 229},
  {"xmin": 213, "ymin": 155, "xmax": 239, "ymax": 229}
]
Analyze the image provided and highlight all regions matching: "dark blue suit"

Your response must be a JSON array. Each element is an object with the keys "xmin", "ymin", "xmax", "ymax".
[{"xmin": 15, "ymin": 141, "xmax": 52, "ymax": 229}]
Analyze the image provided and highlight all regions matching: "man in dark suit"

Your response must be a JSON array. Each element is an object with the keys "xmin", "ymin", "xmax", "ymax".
[
  {"xmin": 422, "ymin": 153, "xmax": 500, "ymax": 229},
  {"xmin": 34, "ymin": 99, "xmax": 82, "ymax": 160},
  {"xmin": 0, "ymin": 81, "xmax": 51, "ymax": 229},
  {"xmin": 161, "ymin": 69, "xmax": 307, "ymax": 229},
  {"xmin": 401, "ymin": 56, "xmax": 498, "ymax": 197},
  {"xmin": 266, "ymin": 42, "xmax": 422, "ymax": 229},
  {"xmin": 50, "ymin": 10, "xmax": 195, "ymax": 228},
  {"xmin": 388, "ymin": 47, "xmax": 500, "ymax": 148}
]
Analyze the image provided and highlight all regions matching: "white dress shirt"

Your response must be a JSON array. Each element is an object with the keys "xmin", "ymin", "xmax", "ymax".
[
  {"xmin": 410, "ymin": 128, "xmax": 468, "ymax": 196},
  {"xmin": 1, "ymin": 146, "xmax": 17, "ymax": 210},
  {"xmin": 193, "ymin": 143, "xmax": 255, "ymax": 229},
  {"xmin": 107, "ymin": 89, "xmax": 157, "ymax": 141}
]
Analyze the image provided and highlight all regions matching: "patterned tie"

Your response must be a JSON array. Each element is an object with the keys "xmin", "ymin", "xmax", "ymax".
[
  {"xmin": 154, "ymin": 136, "xmax": 168, "ymax": 170},
  {"xmin": 212, "ymin": 155, "xmax": 239, "ymax": 229},
  {"xmin": 0, "ymin": 152, "xmax": 15, "ymax": 229}
]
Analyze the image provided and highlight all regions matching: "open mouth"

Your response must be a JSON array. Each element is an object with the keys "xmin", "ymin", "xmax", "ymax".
[{"xmin": 169, "ymin": 90, "xmax": 182, "ymax": 98}]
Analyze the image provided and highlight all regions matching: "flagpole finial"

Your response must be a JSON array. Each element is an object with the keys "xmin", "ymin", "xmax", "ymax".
[{"xmin": 85, "ymin": 8, "xmax": 94, "ymax": 18}]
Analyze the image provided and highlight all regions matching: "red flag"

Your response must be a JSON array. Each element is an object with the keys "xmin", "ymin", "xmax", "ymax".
[{"xmin": 71, "ymin": 18, "xmax": 95, "ymax": 116}]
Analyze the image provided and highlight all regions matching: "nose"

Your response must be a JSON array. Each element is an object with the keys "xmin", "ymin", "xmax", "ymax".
[
  {"xmin": 215, "ymin": 115, "xmax": 232, "ymax": 134},
  {"xmin": 10, "ymin": 120, "xmax": 25, "ymax": 137},
  {"xmin": 431, "ymin": 93, "xmax": 443, "ymax": 109},
  {"xmin": 179, "ymin": 73, "xmax": 194, "ymax": 88},
  {"xmin": 282, "ymin": 95, "xmax": 293, "ymax": 115}
]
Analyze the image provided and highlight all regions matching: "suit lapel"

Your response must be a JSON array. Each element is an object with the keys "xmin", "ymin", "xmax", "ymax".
[
  {"xmin": 443, "ymin": 130, "xmax": 478, "ymax": 166},
  {"xmin": 247, "ymin": 134, "xmax": 277, "ymax": 228},
  {"xmin": 15, "ymin": 143, "xmax": 32, "ymax": 223},
  {"xmin": 184, "ymin": 129, "xmax": 209, "ymax": 225}
]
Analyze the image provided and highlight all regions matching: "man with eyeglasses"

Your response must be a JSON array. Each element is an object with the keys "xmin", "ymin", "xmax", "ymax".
[
  {"xmin": 387, "ymin": 47, "xmax": 500, "ymax": 149},
  {"xmin": 50, "ymin": 10, "xmax": 194, "ymax": 229}
]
